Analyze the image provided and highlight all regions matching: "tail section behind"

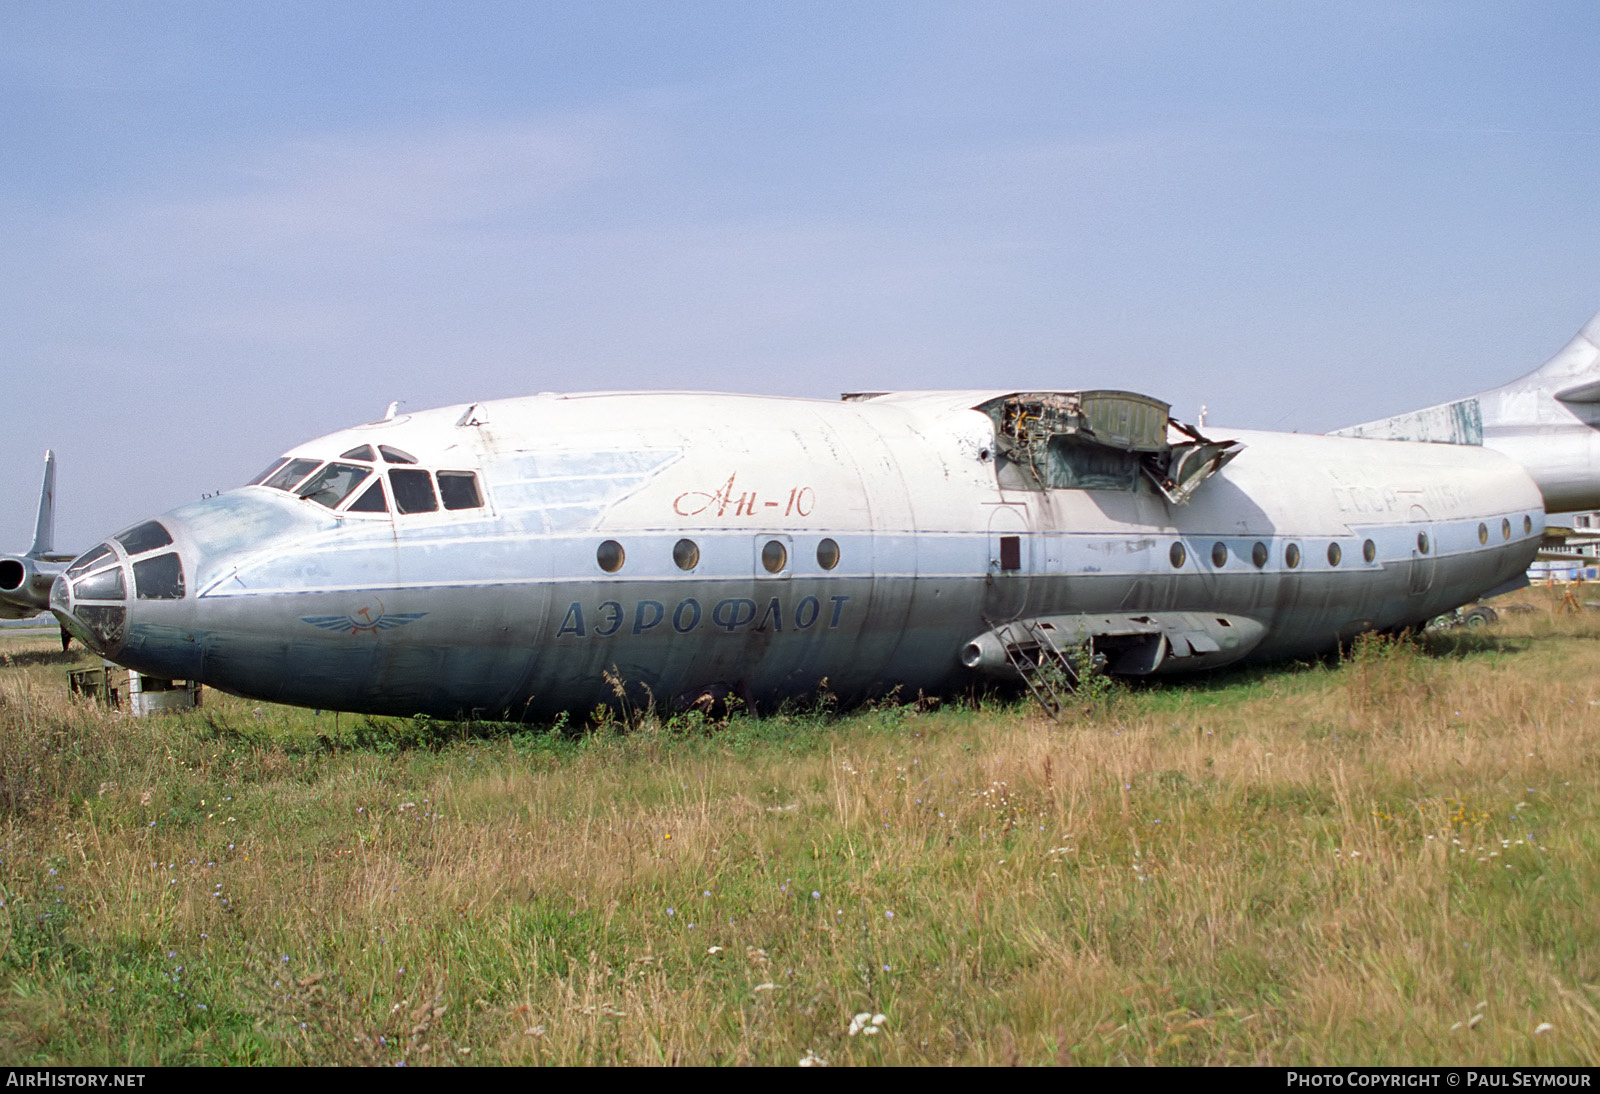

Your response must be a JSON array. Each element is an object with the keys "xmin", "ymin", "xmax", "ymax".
[
  {"xmin": 1524, "ymin": 311, "xmax": 1600, "ymax": 405},
  {"xmin": 28, "ymin": 450, "xmax": 55, "ymax": 561},
  {"xmin": 0, "ymin": 451, "xmax": 70, "ymax": 621},
  {"xmin": 1333, "ymin": 310, "xmax": 1600, "ymax": 514}
]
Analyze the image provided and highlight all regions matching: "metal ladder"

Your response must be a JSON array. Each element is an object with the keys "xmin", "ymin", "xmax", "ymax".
[{"xmin": 993, "ymin": 620, "xmax": 1083, "ymax": 721}]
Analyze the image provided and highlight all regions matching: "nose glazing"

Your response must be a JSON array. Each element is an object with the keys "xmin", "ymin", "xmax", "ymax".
[
  {"xmin": 52, "ymin": 518, "xmax": 189, "ymax": 657},
  {"xmin": 53, "ymin": 549, "xmax": 128, "ymax": 654}
]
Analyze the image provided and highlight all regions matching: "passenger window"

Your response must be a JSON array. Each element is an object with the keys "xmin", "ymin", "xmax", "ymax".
[
  {"xmin": 346, "ymin": 481, "xmax": 389, "ymax": 513},
  {"xmin": 263, "ymin": 458, "xmax": 322, "ymax": 492},
  {"xmin": 389, "ymin": 469, "xmax": 438, "ymax": 514},
  {"xmin": 762, "ymin": 540, "xmax": 788, "ymax": 574},
  {"xmin": 379, "ymin": 445, "xmax": 418, "ymax": 465},
  {"xmin": 1251, "ymin": 542, "xmax": 1268, "ymax": 569},
  {"xmin": 438, "ymin": 471, "xmax": 483, "ymax": 510},
  {"xmin": 133, "ymin": 553, "xmax": 185, "ymax": 600},
  {"xmin": 297, "ymin": 463, "xmax": 372, "ymax": 509},
  {"xmin": 340, "ymin": 445, "xmax": 376, "ymax": 461},
  {"xmin": 597, "ymin": 540, "xmax": 625, "ymax": 573},
  {"xmin": 817, "ymin": 538, "xmax": 841, "ymax": 570},
  {"xmin": 115, "ymin": 521, "xmax": 173, "ymax": 556},
  {"xmin": 673, "ymin": 539, "xmax": 700, "ymax": 571}
]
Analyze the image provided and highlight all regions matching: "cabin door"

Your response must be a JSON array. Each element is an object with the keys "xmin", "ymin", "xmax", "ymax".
[
  {"xmin": 1408, "ymin": 504, "xmax": 1436, "ymax": 597},
  {"xmin": 985, "ymin": 503, "xmax": 1031, "ymax": 622}
]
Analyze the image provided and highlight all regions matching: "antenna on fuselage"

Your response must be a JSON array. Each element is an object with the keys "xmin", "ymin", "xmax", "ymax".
[{"xmin": 383, "ymin": 401, "xmax": 401, "ymax": 421}]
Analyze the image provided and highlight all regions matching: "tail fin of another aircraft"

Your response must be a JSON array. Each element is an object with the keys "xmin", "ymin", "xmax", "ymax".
[
  {"xmin": 27, "ymin": 450, "xmax": 55, "ymax": 561},
  {"xmin": 1519, "ymin": 311, "xmax": 1600, "ymax": 404},
  {"xmin": 0, "ymin": 451, "xmax": 68, "ymax": 621},
  {"xmin": 1335, "ymin": 309, "xmax": 1600, "ymax": 513}
]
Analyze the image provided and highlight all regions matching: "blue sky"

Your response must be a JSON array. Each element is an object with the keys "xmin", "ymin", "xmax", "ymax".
[{"xmin": 5, "ymin": 2, "xmax": 1600, "ymax": 549}]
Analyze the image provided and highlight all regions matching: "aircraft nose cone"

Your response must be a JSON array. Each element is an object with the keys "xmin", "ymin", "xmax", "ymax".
[
  {"xmin": 53, "ymin": 517, "xmax": 192, "ymax": 659},
  {"xmin": 52, "ymin": 554, "xmax": 128, "ymax": 656}
]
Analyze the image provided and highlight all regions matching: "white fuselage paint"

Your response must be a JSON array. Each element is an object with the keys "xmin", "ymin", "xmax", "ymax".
[{"xmin": 53, "ymin": 391, "xmax": 1543, "ymax": 719}]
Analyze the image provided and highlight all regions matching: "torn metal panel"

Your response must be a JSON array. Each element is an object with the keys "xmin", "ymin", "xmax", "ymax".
[
  {"xmin": 1147, "ymin": 437, "xmax": 1245, "ymax": 504},
  {"xmin": 978, "ymin": 390, "xmax": 1241, "ymax": 502}
]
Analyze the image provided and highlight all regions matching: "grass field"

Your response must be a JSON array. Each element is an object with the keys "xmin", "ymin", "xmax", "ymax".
[{"xmin": 0, "ymin": 591, "xmax": 1596, "ymax": 1066}]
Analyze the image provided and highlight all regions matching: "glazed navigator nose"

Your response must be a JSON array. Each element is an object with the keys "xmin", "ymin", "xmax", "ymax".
[{"xmin": 51, "ymin": 518, "xmax": 188, "ymax": 658}]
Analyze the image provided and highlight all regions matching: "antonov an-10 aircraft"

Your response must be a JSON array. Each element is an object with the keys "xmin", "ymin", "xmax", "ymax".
[{"xmin": 50, "ymin": 311, "xmax": 1600, "ymax": 720}]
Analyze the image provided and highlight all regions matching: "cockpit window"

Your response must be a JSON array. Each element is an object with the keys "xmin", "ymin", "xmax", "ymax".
[
  {"xmin": 133, "ymin": 553, "xmax": 185, "ymax": 600},
  {"xmin": 389, "ymin": 468, "xmax": 437, "ymax": 513},
  {"xmin": 296, "ymin": 462, "xmax": 373, "ymax": 509},
  {"xmin": 67, "ymin": 543, "xmax": 114, "ymax": 577},
  {"xmin": 347, "ymin": 480, "xmax": 389, "ymax": 513},
  {"xmin": 262, "ymin": 458, "xmax": 322, "ymax": 492},
  {"xmin": 379, "ymin": 445, "xmax": 418, "ymax": 465},
  {"xmin": 250, "ymin": 458, "xmax": 289, "ymax": 486},
  {"xmin": 340, "ymin": 444, "xmax": 376, "ymax": 461},
  {"xmin": 74, "ymin": 567, "xmax": 125, "ymax": 601},
  {"xmin": 115, "ymin": 521, "xmax": 173, "ymax": 556},
  {"xmin": 438, "ymin": 471, "xmax": 483, "ymax": 511}
]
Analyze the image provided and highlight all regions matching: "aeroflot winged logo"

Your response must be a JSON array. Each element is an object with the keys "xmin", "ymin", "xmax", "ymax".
[{"xmin": 301, "ymin": 598, "xmax": 427, "ymax": 635}]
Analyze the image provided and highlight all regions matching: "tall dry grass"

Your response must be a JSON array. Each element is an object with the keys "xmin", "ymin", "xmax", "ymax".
[{"xmin": 0, "ymin": 595, "xmax": 1595, "ymax": 1064}]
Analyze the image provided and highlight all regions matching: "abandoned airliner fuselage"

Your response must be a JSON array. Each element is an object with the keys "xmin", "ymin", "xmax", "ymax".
[{"xmin": 50, "ymin": 375, "xmax": 1544, "ymax": 719}]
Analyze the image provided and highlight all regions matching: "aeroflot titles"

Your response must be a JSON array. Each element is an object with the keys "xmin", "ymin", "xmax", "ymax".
[{"xmin": 556, "ymin": 594, "xmax": 851, "ymax": 638}]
